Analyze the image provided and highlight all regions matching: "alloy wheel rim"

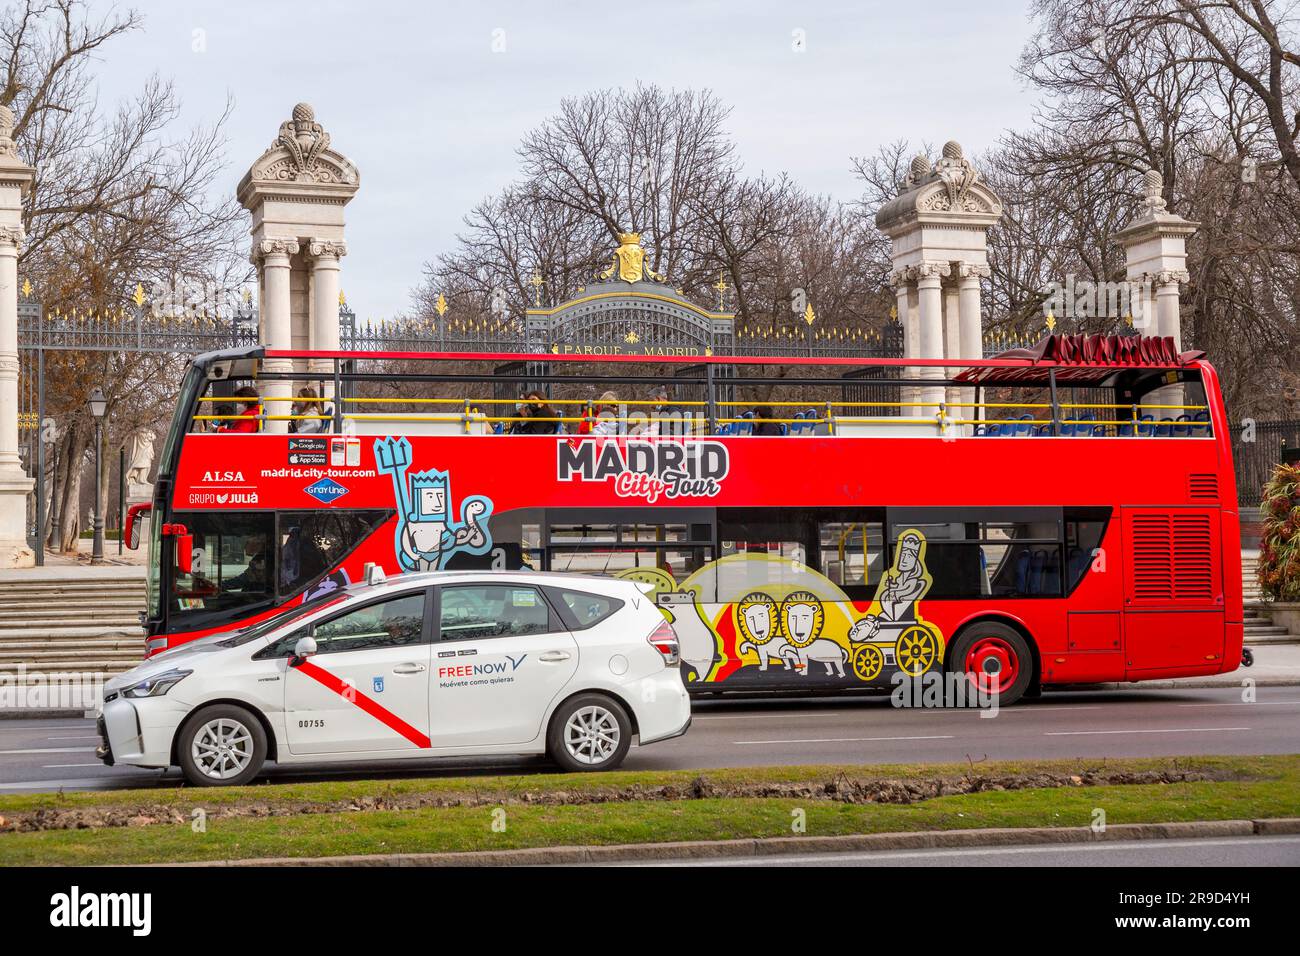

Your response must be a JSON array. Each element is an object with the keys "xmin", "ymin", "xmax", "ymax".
[
  {"xmin": 191, "ymin": 718, "xmax": 254, "ymax": 779},
  {"xmin": 964, "ymin": 637, "xmax": 1019, "ymax": 695},
  {"xmin": 563, "ymin": 705, "xmax": 620, "ymax": 765}
]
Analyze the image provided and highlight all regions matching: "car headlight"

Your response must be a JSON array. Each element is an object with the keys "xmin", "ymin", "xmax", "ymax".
[{"xmin": 121, "ymin": 668, "xmax": 193, "ymax": 699}]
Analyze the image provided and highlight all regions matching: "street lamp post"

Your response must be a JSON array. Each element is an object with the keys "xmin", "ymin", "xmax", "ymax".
[{"xmin": 88, "ymin": 387, "xmax": 107, "ymax": 564}]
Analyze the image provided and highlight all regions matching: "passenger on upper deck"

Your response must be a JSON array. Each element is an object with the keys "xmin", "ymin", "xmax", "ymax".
[
  {"xmin": 511, "ymin": 391, "xmax": 561, "ymax": 435},
  {"xmin": 579, "ymin": 391, "xmax": 620, "ymax": 436},
  {"xmin": 212, "ymin": 386, "xmax": 262, "ymax": 433},
  {"xmin": 289, "ymin": 387, "xmax": 332, "ymax": 434},
  {"xmin": 752, "ymin": 405, "xmax": 784, "ymax": 436}
]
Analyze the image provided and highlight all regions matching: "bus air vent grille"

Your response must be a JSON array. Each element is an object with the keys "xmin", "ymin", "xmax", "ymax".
[
  {"xmin": 1131, "ymin": 513, "xmax": 1214, "ymax": 601},
  {"xmin": 1188, "ymin": 474, "xmax": 1218, "ymax": 500}
]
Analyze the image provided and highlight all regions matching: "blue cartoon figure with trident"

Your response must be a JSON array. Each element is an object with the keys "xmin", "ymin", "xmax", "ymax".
[{"xmin": 374, "ymin": 437, "xmax": 494, "ymax": 572}]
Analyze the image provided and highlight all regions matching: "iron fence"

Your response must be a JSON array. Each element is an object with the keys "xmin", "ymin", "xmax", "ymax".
[{"xmin": 1229, "ymin": 419, "xmax": 1300, "ymax": 509}]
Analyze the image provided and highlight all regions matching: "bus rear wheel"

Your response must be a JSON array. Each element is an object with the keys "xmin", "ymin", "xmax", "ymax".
[{"xmin": 947, "ymin": 623, "xmax": 1033, "ymax": 706}]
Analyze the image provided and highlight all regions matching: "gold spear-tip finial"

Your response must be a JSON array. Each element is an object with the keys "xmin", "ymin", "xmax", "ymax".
[
  {"xmin": 803, "ymin": 303, "xmax": 816, "ymax": 326},
  {"xmin": 132, "ymin": 283, "xmax": 145, "ymax": 308},
  {"xmin": 435, "ymin": 293, "xmax": 448, "ymax": 317},
  {"xmin": 21, "ymin": 278, "xmax": 32, "ymax": 298}
]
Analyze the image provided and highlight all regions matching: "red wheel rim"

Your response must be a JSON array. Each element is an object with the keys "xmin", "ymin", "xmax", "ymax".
[{"xmin": 964, "ymin": 636, "xmax": 1020, "ymax": 695}]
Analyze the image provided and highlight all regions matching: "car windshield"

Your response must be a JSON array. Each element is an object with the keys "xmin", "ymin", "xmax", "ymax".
[{"xmin": 216, "ymin": 592, "xmax": 348, "ymax": 647}]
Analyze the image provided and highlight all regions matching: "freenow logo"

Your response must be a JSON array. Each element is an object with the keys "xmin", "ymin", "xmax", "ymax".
[
  {"xmin": 304, "ymin": 477, "xmax": 349, "ymax": 504},
  {"xmin": 49, "ymin": 885, "xmax": 152, "ymax": 936}
]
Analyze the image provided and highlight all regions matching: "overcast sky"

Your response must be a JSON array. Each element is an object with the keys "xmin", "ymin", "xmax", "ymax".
[{"xmin": 91, "ymin": 0, "xmax": 1039, "ymax": 318}]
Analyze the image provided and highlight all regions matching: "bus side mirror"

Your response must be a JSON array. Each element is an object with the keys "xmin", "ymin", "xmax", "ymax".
[
  {"xmin": 291, "ymin": 635, "xmax": 317, "ymax": 666},
  {"xmin": 124, "ymin": 502, "xmax": 152, "ymax": 550},
  {"xmin": 176, "ymin": 534, "xmax": 194, "ymax": 574}
]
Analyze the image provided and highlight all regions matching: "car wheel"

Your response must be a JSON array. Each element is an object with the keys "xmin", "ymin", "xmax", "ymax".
[
  {"xmin": 177, "ymin": 704, "xmax": 268, "ymax": 787},
  {"xmin": 547, "ymin": 694, "xmax": 632, "ymax": 772},
  {"xmin": 946, "ymin": 622, "xmax": 1034, "ymax": 707}
]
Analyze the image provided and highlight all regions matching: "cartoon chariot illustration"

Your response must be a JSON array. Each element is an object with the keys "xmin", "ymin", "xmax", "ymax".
[{"xmin": 846, "ymin": 529, "xmax": 944, "ymax": 681}]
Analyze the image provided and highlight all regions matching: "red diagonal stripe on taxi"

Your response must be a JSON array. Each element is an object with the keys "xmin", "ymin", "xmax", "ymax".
[{"xmin": 293, "ymin": 659, "xmax": 431, "ymax": 748}]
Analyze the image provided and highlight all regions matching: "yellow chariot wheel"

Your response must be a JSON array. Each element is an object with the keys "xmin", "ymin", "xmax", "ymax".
[
  {"xmin": 895, "ymin": 625, "xmax": 939, "ymax": 677},
  {"xmin": 851, "ymin": 643, "xmax": 885, "ymax": 682}
]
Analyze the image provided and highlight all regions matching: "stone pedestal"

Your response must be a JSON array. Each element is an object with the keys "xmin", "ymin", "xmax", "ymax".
[
  {"xmin": 1115, "ymin": 169, "xmax": 1198, "ymax": 408},
  {"xmin": 876, "ymin": 142, "xmax": 1002, "ymax": 427},
  {"xmin": 0, "ymin": 106, "xmax": 34, "ymax": 567},
  {"xmin": 237, "ymin": 104, "xmax": 358, "ymax": 426}
]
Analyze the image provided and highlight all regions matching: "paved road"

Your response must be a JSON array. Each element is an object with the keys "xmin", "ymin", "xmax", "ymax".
[
  {"xmin": 1, "ymin": 685, "xmax": 1297, "ymax": 793},
  {"xmin": 626, "ymin": 834, "xmax": 1300, "ymax": 867}
]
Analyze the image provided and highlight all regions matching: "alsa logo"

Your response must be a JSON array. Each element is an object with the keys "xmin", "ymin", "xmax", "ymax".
[
  {"xmin": 201, "ymin": 470, "xmax": 244, "ymax": 483},
  {"xmin": 557, "ymin": 439, "xmax": 728, "ymax": 503}
]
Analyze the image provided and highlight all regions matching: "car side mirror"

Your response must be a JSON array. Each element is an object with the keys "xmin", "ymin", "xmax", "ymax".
[{"xmin": 290, "ymin": 635, "xmax": 317, "ymax": 666}]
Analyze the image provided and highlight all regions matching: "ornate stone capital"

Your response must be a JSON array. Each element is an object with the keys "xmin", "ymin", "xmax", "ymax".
[
  {"xmin": 308, "ymin": 239, "xmax": 348, "ymax": 262},
  {"xmin": 888, "ymin": 266, "xmax": 917, "ymax": 288},
  {"xmin": 956, "ymin": 262, "xmax": 991, "ymax": 280},
  {"xmin": 0, "ymin": 224, "xmax": 23, "ymax": 250},
  {"xmin": 255, "ymin": 238, "xmax": 300, "ymax": 263},
  {"xmin": 915, "ymin": 261, "xmax": 952, "ymax": 281},
  {"xmin": 1155, "ymin": 268, "xmax": 1190, "ymax": 287}
]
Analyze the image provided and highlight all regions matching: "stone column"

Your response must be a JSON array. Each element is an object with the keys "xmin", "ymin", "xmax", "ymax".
[
  {"xmin": 308, "ymin": 241, "xmax": 345, "ymax": 387},
  {"xmin": 891, "ymin": 268, "xmax": 919, "ymax": 408},
  {"xmin": 943, "ymin": 283, "xmax": 961, "ymax": 359},
  {"xmin": 259, "ymin": 239, "xmax": 297, "ymax": 434},
  {"xmin": 1155, "ymin": 269, "xmax": 1187, "ymax": 351},
  {"xmin": 916, "ymin": 262, "xmax": 949, "ymax": 415},
  {"xmin": 0, "ymin": 104, "xmax": 34, "ymax": 567},
  {"xmin": 957, "ymin": 263, "xmax": 986, "ymax": 361}
]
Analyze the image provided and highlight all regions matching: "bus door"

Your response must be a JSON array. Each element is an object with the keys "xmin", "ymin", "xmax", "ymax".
[{"xmin": 1121, "ymin": 507, "xmax": 1225, "ymax": 672}]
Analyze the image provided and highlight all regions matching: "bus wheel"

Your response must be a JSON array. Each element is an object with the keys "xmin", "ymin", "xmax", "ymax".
[
  {"xmin": 177, "ymin": 704, "xmax": 268, "ymax": 787},
  {"xmin": 948, "ymin": 623, "xmax": 1033, "ymax": 706},
  {"xmin": 548, "ymin": 694, "xmax": 632, "ymax": 772}
]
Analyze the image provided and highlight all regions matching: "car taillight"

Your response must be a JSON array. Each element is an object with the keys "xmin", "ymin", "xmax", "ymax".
[{"xmin": 647, "ymin": 618, "xmax": 680, "ymax": 666}]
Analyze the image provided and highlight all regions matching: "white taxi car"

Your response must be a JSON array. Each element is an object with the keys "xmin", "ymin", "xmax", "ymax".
[{"xmin": 96, "ymin": 571, "xmax": 690, "ymax": 786}]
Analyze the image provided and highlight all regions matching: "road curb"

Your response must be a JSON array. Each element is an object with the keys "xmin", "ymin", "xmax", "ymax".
[{"xmin": 176, "ymin": 818, "xmax": 1300, "ymax": 867}]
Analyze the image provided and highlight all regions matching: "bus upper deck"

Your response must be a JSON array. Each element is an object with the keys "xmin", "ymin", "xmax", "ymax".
[{"xmin": 167, "ymin": 334, "xmax": 1224, "ymax": 450}]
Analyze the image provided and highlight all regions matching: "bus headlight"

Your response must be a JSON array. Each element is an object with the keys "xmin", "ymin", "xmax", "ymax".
[{"xmin": 121, "ymin": 668, "xmax": 193, "ymax": 699}]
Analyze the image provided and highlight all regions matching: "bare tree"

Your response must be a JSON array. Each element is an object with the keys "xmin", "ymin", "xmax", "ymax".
[{"xmin": 3, "ymin": 1, "xmax": 248, "ymax": 551}]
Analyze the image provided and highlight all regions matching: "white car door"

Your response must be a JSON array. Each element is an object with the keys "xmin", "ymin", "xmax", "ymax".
[
  {"xmin": 429, "ymin": 582, "xmax": 579, "ymax": 747},
  {"xmin": 279, "ymin": 588, "xmax": 433, "ymax": 755}
]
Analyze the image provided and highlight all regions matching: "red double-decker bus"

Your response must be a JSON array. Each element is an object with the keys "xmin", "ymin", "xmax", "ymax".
[{"xmin": 129, "ymin": 336, "xmax": 1243, "ymax": 705}]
